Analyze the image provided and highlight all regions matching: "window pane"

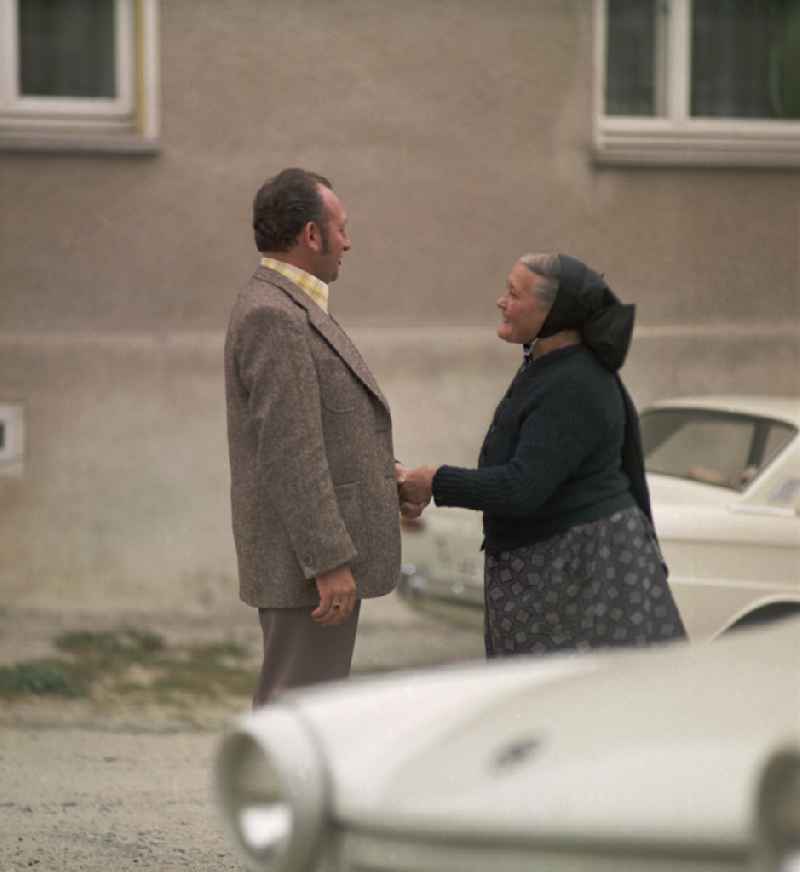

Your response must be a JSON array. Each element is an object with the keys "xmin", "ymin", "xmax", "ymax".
[
  {"xmin": 18, "ymin": 0, "xmax": 116, "ymax": 99},
  {"xmin": 691, "ymin": 0, "xmax": 800, "ymax": 119},
  {"xmin": 642, "ymin": 410, "xmax": 755, "ymax": 490},
  {"xmin": 606, "ymin": 0, "xmax": 659, "ymax": 116},
  {"xmin": 762, "ymin": 422, "xmax": 797, "ymax": 466}
]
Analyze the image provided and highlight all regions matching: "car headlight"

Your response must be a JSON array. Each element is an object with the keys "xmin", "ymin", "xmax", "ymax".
[
  {"xmin": 755, "ymin": 743, "xmax": 800, "ymax": 871},
  {"xmin": 214, "ymin": 707, "xmax": 328, "ymax": 871}
]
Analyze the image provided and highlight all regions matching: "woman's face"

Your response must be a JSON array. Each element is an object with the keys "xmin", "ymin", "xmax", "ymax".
[{"xmin": 496, "ymin": 261, "xmax": 551, "ymax": 344}]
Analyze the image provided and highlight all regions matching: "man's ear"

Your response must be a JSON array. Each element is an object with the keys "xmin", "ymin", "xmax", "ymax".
[{"xmin": 301, "ymin": 220, "xmax": 323, "ymax": 253}]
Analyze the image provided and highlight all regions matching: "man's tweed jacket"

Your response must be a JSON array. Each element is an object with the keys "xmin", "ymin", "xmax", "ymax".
[{"xmin": 224, "ymin": 265, "xmax": 401, "ymax": 608}]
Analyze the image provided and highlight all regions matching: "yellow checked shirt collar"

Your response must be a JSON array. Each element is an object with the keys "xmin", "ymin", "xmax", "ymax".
[{"xmin": 261, "ymin": 257, "xmax": 329, "ymax": 313}]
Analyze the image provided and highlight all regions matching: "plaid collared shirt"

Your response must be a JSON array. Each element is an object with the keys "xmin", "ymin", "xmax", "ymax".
[{"xmin": 261, "ymin": 257, "xmax": 329, "ymax": 313}]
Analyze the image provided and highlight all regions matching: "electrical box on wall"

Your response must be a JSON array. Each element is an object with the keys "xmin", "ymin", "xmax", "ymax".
[{"xmin": 0, "ymin": 403, "xmax": 25, "ymax": 477}]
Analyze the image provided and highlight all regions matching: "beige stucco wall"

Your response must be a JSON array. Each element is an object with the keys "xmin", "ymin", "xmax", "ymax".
[
  {"xmin": 0, "ymin": 1, "xmax": 798, "ymax": 603},
  {"xmin": 1, "ymin": 0, "xmax": 798, "ymax": 331},
  {"xmin": 0, "ymin": 326, "xmax": 797, "ymax": 609}
]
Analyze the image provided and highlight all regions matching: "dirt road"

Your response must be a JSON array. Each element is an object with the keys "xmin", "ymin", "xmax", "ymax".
[{"xmin": 1, "ymin": 592, "xmax": 482, "ymax": 871}]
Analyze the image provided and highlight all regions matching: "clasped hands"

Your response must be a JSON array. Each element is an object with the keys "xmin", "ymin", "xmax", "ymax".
[
  {"xmin": 313, "ymin": 464, "xmax": 437, "ymax": 626},
  {"xmin": 395, "ymin": 463, "xmax": 438, "ymax": 520}
]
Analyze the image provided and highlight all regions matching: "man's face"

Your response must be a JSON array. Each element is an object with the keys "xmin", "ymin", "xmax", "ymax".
[
  {"xmin": 314, "ymin": 185, "xmax": 351, "ymax": 283},
  {"xmin": 496, "ymin": 260, "xmax": 551, "ymax": 344}
]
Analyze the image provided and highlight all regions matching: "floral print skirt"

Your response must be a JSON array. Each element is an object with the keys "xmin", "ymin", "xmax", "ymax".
[{"xmin": 484, "ymin": 506, "xmax": 686, "ymax": 658}]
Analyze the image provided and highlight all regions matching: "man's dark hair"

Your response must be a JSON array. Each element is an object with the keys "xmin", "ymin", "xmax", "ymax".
[{"xmin": 252, "ymin": 168, "xmax": 333, "ymax": 253}]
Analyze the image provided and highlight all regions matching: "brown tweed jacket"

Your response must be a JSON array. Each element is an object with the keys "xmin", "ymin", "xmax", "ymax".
[{"xmin": 224, "ymin": 265, "xmax": 401, "ymax": 608}]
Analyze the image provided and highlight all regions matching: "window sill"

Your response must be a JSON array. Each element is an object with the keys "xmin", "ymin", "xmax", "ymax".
[
  {"xmin": 593, "ymin": 128, "xmax": 800, "ymax": 169},
  {"xmin": 0, "ymin": 130, "xmax": 159, "ymax": 156}
]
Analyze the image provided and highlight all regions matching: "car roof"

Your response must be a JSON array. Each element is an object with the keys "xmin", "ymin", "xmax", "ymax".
[{"xmin": 644, "ymin": 395, "xmax": 800, "ymax": 427}]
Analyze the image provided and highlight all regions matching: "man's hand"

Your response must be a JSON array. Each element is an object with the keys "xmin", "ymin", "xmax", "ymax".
[
  {"xmin": 395, "ymin": 462, "xmax": 429, "ymax": 520},
  {"xmin": 312, "ymin": 564, "xmax": 357, "ymax": 625},
  {"xmin": 399, "ymin": 500, "xmax": 426, "ymax": 520},
  {"xmin": 398, "ymin": 465, "xmax": 438, "ymax": 507}
]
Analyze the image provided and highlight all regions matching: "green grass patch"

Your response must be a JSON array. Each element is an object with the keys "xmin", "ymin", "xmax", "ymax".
[
  {"xmin": 1, "ymin": 627, "xmax": 255, "ymax": 704},
  {"xmin": 55, "ymin": 627, "xmax": 165, "ymax": 658},
  {"xmin": 0, "ymin": 659, "xmax": 88, "ymax": 698}
]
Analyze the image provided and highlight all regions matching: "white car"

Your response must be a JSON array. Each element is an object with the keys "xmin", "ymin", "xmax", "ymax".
[
  {"xmin": 400, "ymin": 395, "xmax": 800, "ymax": 640},
  {"xmin": 214, "ymin": 617, "xmax": 800, "ymax": 871}
]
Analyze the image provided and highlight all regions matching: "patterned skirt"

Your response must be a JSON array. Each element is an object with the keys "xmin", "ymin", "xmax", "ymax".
[{"xmin": 484, "ymin": 506, "xmax": 686, "ymax": 658}]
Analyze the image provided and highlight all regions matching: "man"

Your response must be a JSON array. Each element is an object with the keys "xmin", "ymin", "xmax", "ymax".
[{"xmin": 224, "ymin": 168, "xmax": 401, "ymax": 706}]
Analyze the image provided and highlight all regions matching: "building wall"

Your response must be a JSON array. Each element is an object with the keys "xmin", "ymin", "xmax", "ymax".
[
  {"xmin": 1, "ymin": 0, "xmax": 798, "ymax": 331},
  {"xmin": 0, "ymin": 1, "xmax": 798, "ymax": 605},
  {"xmin": 1, "ymin": 325, "xmax": 796, "ymax": 611}
]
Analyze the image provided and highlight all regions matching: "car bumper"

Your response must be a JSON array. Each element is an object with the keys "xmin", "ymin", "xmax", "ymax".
[{"xmin": 399, "ymin": 563, "xmax": 484, "ymax": 626}]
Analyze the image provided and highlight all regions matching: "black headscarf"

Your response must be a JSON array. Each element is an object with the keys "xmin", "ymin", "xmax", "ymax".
[
  {"xmin": 538, "ymin": 254, "xmax": 635, "ymax": 372},
  {"xmin": 536, "ymin": 254, "xmax": 654, "ymax": 524}
]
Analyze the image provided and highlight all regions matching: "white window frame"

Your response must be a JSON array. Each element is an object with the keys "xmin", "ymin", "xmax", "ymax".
[
  {"xmin": 0, "ymin": 0, "xmax": 159, "ymax": 154},
  {"xmin": 593, "ymin": 0, "xmax": 800, "ymax": 167}
]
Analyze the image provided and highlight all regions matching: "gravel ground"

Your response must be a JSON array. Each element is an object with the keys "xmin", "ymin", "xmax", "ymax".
[
  {"xmin": 0, "ymin": 591, "xmax": 483, "ymax": 871},
  {"xmin": 2, "ymin": 730, "xmax": 235, "ymax": 871}
]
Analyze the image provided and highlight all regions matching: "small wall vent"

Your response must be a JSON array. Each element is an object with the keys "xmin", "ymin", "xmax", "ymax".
[{"xmin": 0, "ymin": 403, "xmax": 25, "ymax": 477}]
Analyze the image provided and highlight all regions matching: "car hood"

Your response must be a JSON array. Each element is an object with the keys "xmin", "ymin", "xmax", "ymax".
[{"xmin": 285, "ymin": 620, "xmax": 800, "ymax": 849}]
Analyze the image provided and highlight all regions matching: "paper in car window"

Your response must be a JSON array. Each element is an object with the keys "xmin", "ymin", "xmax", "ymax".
[{"xmin": 768, "ymin": 478, "xmax": 800, "ymax": 505}]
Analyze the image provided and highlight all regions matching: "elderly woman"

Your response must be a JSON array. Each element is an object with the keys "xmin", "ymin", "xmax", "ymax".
[{"xmin": 400, "ymin": 253, "xmax": 686, "ymax": 657}]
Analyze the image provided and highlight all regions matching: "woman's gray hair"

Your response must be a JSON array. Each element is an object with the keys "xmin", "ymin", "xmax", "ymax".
[{"xmin": 519, "ymin": 253, "xmax": 560, "ymax": 307}]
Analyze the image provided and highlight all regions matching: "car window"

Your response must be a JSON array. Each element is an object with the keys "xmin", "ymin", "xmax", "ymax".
[
  {"xmin": 762, "ymin": 423, "xmax": 796, "ymax": 468},
  {"xmin": 641, "ymin": 410, "xmax": 756, "ymax": 490}
]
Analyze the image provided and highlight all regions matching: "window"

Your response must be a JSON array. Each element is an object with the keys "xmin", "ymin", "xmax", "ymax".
[
  {"xmin": 0, "ymin": 0, "xmax": 159, "ymax": 154},
  {"xmin": 641, "ymin": 407, "xmax": 798, "ymax": 491},
  {"xmin": 761, "ymin": 421, "xmax": 796, "ymax": 467},
  {"xmin": 643, "ymin": 410, "xmax": 755, "ymax": 489},
  {"xmin": 594, "ymin": 0, "xmax": 800, "ymax": 166},
  {"xmin": 0, "ymin": 403, "xmax": 24, "ymax": 478}
]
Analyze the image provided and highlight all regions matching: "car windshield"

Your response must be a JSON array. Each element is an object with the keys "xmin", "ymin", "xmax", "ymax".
[{"xmin": 640, "ymin": 408, "xmax": 796, "ymax": 491}]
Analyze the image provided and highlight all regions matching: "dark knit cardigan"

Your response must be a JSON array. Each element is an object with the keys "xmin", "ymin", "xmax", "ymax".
[{"xmin": 432, "ymin": 345, "xmax": 636, "ymax": 552}]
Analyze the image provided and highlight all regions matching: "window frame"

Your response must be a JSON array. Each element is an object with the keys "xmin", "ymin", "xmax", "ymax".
[
  {"xmin": 593, "ymin": 0, "xmax": 800, "ymax": 168},
  {"xmin": 0, "ymin": 0, "xmax": 159, "ymax": 154}
]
